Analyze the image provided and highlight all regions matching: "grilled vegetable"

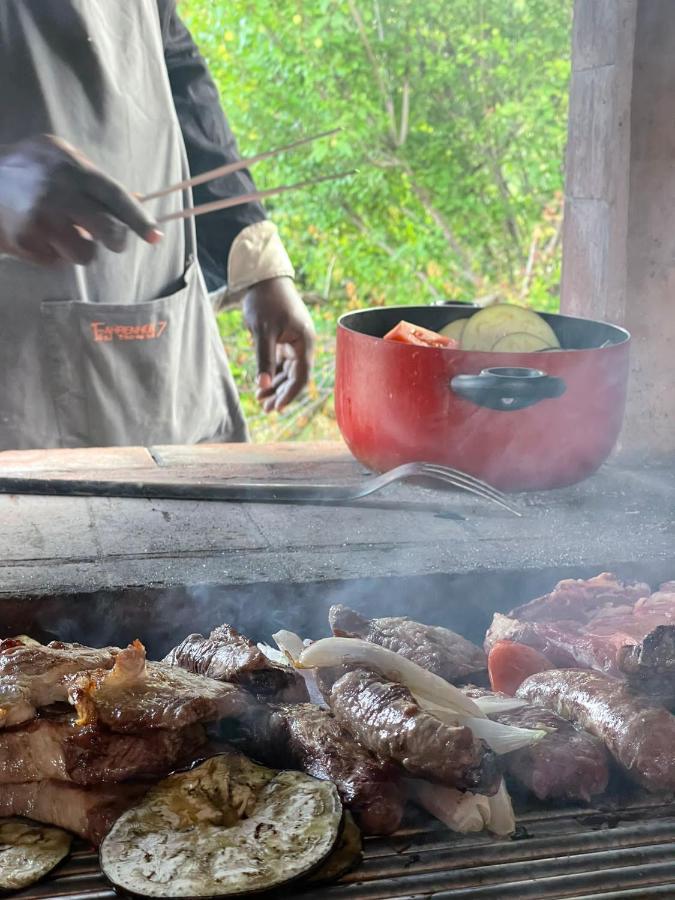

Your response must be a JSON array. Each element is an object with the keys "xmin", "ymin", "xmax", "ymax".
[
  {"xmin": 100, "ymin": 753, "xmax": 343, "ymax": 898},
  {"xmin": 0, "ymin": 818, "xmax": 71, "ymax": 891},
  {"xmin": 491, "ymin": 332, "xmax": 555, "ymax": 352},
  {"xmin": 307, "ymin": 812, "xmax": 362, "ymax": 883},
  {"xmin": 488, "ymin": 640, "xmax": 554, "ymax": 695},
  {"xmin": 383, "ymin": 320, "xmax": 458, "ymax": 349},
  {"xmin": 460, "ymin": 304, "xmax": 560, "ymax": 352},
  {"xmin": 439, "ymin": 319, "xmax": 468, "ymax": 342}
]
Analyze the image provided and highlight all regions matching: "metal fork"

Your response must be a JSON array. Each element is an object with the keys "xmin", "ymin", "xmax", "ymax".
[{"xmin": 0, "ymin": 463, "xmax": 521, "ymax": 516}]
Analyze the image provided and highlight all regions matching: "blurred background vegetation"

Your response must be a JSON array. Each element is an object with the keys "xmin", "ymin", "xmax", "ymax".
[{"xmin": 181, "ymin": 0, "xmax": 573, "ymax": 441}]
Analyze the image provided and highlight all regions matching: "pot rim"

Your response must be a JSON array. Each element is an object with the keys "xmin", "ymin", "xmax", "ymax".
[{"xmin": 337, "ymin": 305, "xmax": 631, "ymax": 353}]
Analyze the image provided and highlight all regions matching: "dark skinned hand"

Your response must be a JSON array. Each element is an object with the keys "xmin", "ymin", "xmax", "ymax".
[
  {"xmin": 243, "ymin": 276, "xmax": 316, "ymax": 412},
  {"xmin": 0, "ymin": 134, "xmax": 161, "ymax": 266}
]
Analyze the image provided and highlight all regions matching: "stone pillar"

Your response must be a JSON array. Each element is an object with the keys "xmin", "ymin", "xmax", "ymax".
[{"xmin": 561, "ymin": 0, "xmax": 675, "ymax": 458}]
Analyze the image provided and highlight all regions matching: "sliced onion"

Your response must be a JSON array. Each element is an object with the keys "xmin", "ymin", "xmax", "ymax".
[
  {"xmin": 407, "ymin": 781, "xmax": 489, "ymax": 833},
  {"xmin": 298, "ymin": 638, "xmax": 483, "ymax": 717},
  {"xmin": 423, "ymin": 702, "xmax": 546, "ymax": 755},
  {"xmin": 487, "ymin": 779, "xmax": 516, "ymax": 836},
  {"xmin": 273, "ymin": 630, "xmax": 306, "ymax": 665},
  {"xmin": 470, "ymin": 695, "xmax": 528, "ymax": 715},
  {"xmin": 257, "ymin": 643, "xmax": 290, "ymax": 668}
]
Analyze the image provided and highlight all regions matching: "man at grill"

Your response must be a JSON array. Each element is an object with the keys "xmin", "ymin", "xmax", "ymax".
[{"xmin": 0, "ymin": 0, "xmax": 315, "ymax": 450}]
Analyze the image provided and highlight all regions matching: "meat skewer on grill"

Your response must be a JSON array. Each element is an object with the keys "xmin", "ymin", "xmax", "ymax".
[
  {"xmin": 233, "ymin": 700, "xmax": 405, "ymax": 835},
  {"xmin": 329, "ymin": 604, "xmax": 487, "ymax": 684},
  {"xmin": 463, "ymin": 686, "xmax": 610, "ymax": 801},
  {"xmin": 328, "ymin": 668, "xmax": 501, "ymax": 794},
  {"xmin": 517, "ymin": 669, "xmax": 675, "ymax": 792},
  {"xmin": 164, "ymin": 623, "xmax": 309, "ymax": 703}
]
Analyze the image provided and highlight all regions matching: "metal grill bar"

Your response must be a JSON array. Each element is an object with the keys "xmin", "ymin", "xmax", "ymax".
[{"xmin": 13, "ymin": 801, "xmax": 675, "ymax": 900}]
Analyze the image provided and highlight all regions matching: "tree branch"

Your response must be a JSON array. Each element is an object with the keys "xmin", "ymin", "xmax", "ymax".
[{"xmin": 347, "ymin": 0, "xmax": 398, "ymax": 144}]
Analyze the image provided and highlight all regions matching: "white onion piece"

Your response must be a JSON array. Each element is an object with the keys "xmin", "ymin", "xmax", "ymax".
[
  {"xmin": 407, "ymin": 781, "xmax": 489, "ymax": 833},
  {"xmin": 471, "ymin": 695, "xmax": 528, "ymax": 715},
  {"xmin": 272, "ymin": 630, "xmax": 306, "ymax": 665},
  {"xmin": 257, "ymin": 643, "xmax": 290, "ymax": 667},
  {"xmin": 298, "ymin": 638, "xmax": 483, "ymax": 717},
  {"xmin": 487, "ymin": 780, "xmax": 516, "ymax": 836},
  {"xmin": 423, "ymin": 703, "xmax": 546, "ymax": 755}
]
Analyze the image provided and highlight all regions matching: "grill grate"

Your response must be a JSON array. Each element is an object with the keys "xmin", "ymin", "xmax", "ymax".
[{"xmin": 13, "ymin": 795, "xmax": 675, "ymax": 900}]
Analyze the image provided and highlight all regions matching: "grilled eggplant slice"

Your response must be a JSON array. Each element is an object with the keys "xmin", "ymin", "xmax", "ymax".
[
  {"xmin": 100, "ymin": 752, "xmax": 343, "ymax": 898},
  {"xmin": 0, "ymin": 818, "xmax": 72, "ymax": 891},
  {"xmin": 307, "ymin": 812, "xmax": 362, "ymax": 883}
]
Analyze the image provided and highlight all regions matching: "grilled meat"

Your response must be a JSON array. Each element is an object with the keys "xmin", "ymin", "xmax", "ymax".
[
  {"xmin": 165, "ymin": 624, "xmax": 308, "ymax": 703},
  {"xmin": 0, "ymin": 710, "xmax": 206, "ymax": 784},
  {"xmin": 329, "ymin": 669, "xmax": 499, "ymax": 794},
  {"xmin": 0, "ymin": 639, "xmax": 118, "ymax": 728},
  {"xmin": 64, "ymin": 640, "xmax": 249, "ymax": 732},
  {"xmin": 235, "ymin": 701, "xmax": 405, "ymax": 835},
  {"xmin": 517, "ymin": 669, "xmax": 675, "ymax": 792},
  {"xmin": 0, "ymin": 780, "xmax": 150, "ymax": 845},
  {"xmin": 485, "ymin": 574, "xmax": 675, "ymax": 705},
  {"xmin": 464, "ymin": 687, "xmax": 609, "ymax": 801},
  {"xmin": 330, "ymin": 605, "xmax": 487, "ymax": 684}
]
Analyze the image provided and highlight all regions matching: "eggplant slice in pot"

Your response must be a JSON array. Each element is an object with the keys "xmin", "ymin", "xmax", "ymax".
[
  {"xmin": 100, "ymin": 752, "xmax": 343, "ymax": 898},
  {"xmin": 0, "ymin": 818, "xmax": 72, "ymax": 891}
]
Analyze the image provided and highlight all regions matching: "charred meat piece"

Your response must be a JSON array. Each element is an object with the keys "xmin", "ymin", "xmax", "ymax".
[
  {"xmin": 0, "ymin": 709, "xmax": 206, "ymax": 784},
  {"xmin": 0, "ymin": 639, "xmax": 119, "ymax": 728},
  {"xmin": 330, "ymin": 605, "xmax": 487, "ymax": 684},
  {"xmin": 164, "ymin": 624, "xmax": 308, "ymax": 703},
  {"xmin": 517, "ymin": 669, "xmax": 675, "ymax": 793},
  {"xmin": 0, "ymin": 780, "xmax": 150, "ymax": 845},
  {"xmin": 485, "ymin": 574, "xmax": 675, "ymax": 705},
  {"xmin": 64, "ymin": 640, "xmax": 249, "ymax": 732},
  {"xmin": 464, "ymin": 686, "xmax": 609, "ymax": 801},
  {"xmin": 235, "ymin": 701, "xmax": 405, "ymax": 835},
  {"xmin": 329, "ymin": 669, "xmax": 499, "ymax": 794}
]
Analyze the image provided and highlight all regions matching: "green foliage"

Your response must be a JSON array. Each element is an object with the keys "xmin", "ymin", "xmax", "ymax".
[{"xmin": 181, "ymin": 0, "xmax": 572, "ymax": 439}]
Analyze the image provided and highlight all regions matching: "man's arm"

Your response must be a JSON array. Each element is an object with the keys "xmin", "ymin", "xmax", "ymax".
[
  {"xmin": 158, "ymin": 1, "xmax": 314, "ymax": 412},
  {"xmin": 159, "ymin": 0, "xmax": 292, "ymax": 294}
]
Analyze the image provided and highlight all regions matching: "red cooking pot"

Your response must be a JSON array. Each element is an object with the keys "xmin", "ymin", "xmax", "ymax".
[{"xmin": 335, "ymin": 306, "xmax": 630, "ymax": 491}]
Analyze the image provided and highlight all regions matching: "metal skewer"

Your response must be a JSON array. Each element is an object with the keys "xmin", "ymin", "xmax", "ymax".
[
  {"xmin": 156, "ymin": 169, "xmax": 357, "ymax": 223},
  {"xmin": 141, "ymin": 128, "xmax": 340, "ymax": 203}
]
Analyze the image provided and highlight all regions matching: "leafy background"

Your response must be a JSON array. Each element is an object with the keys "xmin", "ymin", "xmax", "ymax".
[{"xmin": 181, "ymin": 0, "xmax": 573, "ymax": 440}]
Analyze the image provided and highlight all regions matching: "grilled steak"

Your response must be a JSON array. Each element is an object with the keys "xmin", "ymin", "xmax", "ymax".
[
  {"xmin": 329, "ymin": 669, "xmax": 499, "ymax": 794},
  {"xmin": 464, "ymin": 687, "xmax": 609, "ymax": 801},
  {"xmin": 0, "ymin": 710, "xmax": 206, "ymax": 784},
  {"xmin": 330, "ymin": 605, "xmax": 487, "ymax": 684},
  {"xmin": 0, "ymin": 780, "xmax": 150, "ymax": 845},
  {"xmin": 485, "ymin": 574, "xmax": 675, "ymax": 705},
  {"xmin": 65, "ymin": 641, "xmax": 249, "ymax": 732},
  {"xmin": 517, "ymin": 669, "xmax": 675, "ymax": 792},
  {"xmin": 235, "ymin": 701, "xmax": 405, "ymax": 835},
  {"xmin": 164, "ymin": 624, "xmax": 308, "ymax": 703},
  {"xmin": 0, "ymin": 639, "xmax": 118, "ymax": 728}
]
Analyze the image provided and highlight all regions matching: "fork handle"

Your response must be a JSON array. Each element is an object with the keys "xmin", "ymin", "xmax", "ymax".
[{"xmin": 0, "ymin": 477, "xmax": 357, "ymax": 503}]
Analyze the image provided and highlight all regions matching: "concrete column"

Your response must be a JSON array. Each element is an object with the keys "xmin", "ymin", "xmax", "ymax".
[{"xmin": 561, "ymin": 0, "xmax": 675, "ymax": 458}]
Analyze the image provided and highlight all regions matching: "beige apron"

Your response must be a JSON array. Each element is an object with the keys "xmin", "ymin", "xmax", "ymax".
[{"xmin": 0, "ymin": 0, "xmax": 247, "ymax": 448}]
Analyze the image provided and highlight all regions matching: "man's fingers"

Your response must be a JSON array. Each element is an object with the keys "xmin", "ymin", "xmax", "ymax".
[
  {"xmin": 48, "ymin": 225, "xmax": 97, "ymax": 265},
  {"xmin": 82, "ymin": 169, "xmax": 161, "ymax": 242},
  {"xmin": 254, "ymin": 326, "xmax": 279, "ymax": 389},
  {"xmin": 75, "ymin": 208, "xmax": 128, "ymax": 253}
]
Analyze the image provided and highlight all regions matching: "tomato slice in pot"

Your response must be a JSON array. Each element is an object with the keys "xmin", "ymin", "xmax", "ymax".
[
  {"xmin": 383, "ymin": 320, "xmax": 458, "ymax": 349},
  {"xmin": 488, "ymin": 640, "xmax": 554, "ymax": 695}
]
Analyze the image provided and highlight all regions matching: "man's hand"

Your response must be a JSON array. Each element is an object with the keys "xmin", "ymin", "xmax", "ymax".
[
  {"xmin": 0, "ymin": 134, "xmax": 161, "ymax": 266},
  {"xmin": 243, "ymin": 276, "xmax": 316, "ymax": 412}
]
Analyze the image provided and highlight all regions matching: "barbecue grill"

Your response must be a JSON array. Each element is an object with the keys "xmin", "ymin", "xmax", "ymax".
[
  {"xmin": 3, "ymin": 563, "xmax": 674, "ymax": 900},
  {"xmin": 13, "ymin": 795, "xmax": 675, "ymax": 899}
]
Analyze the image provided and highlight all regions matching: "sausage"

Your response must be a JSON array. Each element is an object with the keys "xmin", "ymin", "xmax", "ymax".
[{"xmin": 517, "ymin": 669, "xmax": 675, "ymax": 792}]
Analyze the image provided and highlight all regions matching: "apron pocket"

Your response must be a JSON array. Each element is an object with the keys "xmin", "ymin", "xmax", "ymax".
[{"xmin": 41, "ymin": 262, "xmax": 234, "ymax": 446}]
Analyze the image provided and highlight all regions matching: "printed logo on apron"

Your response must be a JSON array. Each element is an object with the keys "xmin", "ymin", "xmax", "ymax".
[{"xmin": 90, "ymin": 320, "xmax": 168, "ymax": 342}]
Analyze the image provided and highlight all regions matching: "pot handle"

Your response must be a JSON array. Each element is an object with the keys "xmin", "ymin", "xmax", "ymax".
[{"xmin": 450, "ymin": 367, "xmax": 566, "ymax": 411}]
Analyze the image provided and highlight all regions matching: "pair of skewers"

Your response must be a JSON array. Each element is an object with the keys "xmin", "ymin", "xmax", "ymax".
[{"xmin": 141, "ymin": 128, "xmax": 353, "ymax": 223}]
